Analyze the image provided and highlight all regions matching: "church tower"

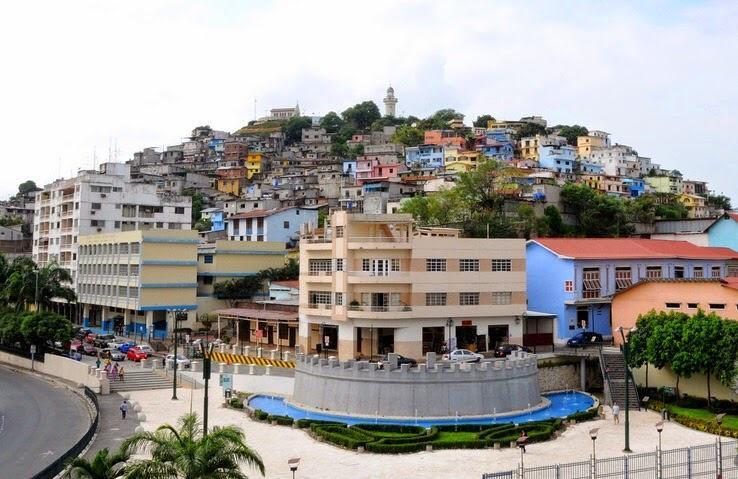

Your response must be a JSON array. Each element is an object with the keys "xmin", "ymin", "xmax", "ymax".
[{"xmin": 383, "ymin": 85, "xmax": 398, "ymax": 117}]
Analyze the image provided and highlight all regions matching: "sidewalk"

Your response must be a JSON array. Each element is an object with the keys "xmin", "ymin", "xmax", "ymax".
[{"xmin": 85, "ymin": 392, "xmax": 140, "ymax": 458}]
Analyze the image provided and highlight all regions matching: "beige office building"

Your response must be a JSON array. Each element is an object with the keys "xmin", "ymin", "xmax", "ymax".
[{"xmin": 299, "ymin": 211, "xmax": 526, "ymax": 360}]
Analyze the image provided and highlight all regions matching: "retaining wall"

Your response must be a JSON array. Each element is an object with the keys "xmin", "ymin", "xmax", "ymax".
[
  {"xmin": 292, "ymin": 352, "xmax": 541, "ymax": 418},
  {"xmin": 0, "ymin": 351, "xmax": 102, "ymax": 393}
]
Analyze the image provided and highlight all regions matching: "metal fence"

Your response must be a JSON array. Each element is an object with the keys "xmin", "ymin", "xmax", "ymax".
[{"xmin": 483, "ymin": 440, "xmax": 738, "ymax": 479}]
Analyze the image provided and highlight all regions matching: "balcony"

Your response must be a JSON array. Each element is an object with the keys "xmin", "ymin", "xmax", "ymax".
[
  {"xmin": 60, "ymin": 210, "xmax": 74, "ymax": 218},
  {"xmin": 61, "ymin": 194, "xmax": 75, "ymax": 202},
  {"xmin": 347, "ymin": 271, "xmax": 411, "ymax": 283},
  {"xmin": 347, "ymin": 236, "xmax": 411, "ymax": 250},
  {"xmin": 346, "ymin": 304, "xmax": 414, "ymax": 319},
  {"xmin": 299, "ymin": 303, "xmax": 333, "ymax": 316}
]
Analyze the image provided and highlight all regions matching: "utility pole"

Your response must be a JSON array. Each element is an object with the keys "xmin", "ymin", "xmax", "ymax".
[
  {"xmin": 172, "ymin": 310, "xmax": 178, "ymax": 400},
  {"xmin": 201, "ymin": 342, "xmax": 213, "ymax": 436}
]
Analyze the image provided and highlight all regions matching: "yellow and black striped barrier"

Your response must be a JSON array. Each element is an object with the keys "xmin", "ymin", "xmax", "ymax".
[{"xmin": 205, "ymin": 351, "xmax": 295, "ymax": 369}]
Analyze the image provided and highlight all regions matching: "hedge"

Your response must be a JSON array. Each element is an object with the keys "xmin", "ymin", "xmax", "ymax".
[
  {"xmin": 566, "ymin": 408, "xmax": 598, "ymax": 422},
  {"xmin": 647, "ymin": 401, "xmax": 738, "ymax": 438},
  {"xmin": 267, "ymin": 414, "xmax": 294, "ymax": 426},
  {"xmin": 228, "ymin": 397, "xmax": 244, "ymax": 409},
  {"xmin": 295, "ymin": 418, "xmax": 341, "ymax": 429},
  {"xmin": 252, "ymin": 409, "xmax": 268, "ymax": 421}
]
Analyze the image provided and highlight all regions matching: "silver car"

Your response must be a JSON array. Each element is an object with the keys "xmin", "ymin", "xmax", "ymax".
[
  {"xmin": 443, "ymin": 349, "xmax": 484, "ymax": 363},
  {"xmin": 101, "ymin": 348, "xmax": 126, "ymax": 362}
]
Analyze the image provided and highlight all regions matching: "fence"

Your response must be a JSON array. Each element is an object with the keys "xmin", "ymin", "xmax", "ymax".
[
  {"xmin": 31, "ymin": 386, "xmax": 100, "ymax": 479},
  {"xmin": 482, "ymin": 439, "xmax": 738, "ymax": 479}
]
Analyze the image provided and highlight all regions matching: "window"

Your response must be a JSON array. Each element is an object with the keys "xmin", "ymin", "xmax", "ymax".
[
  {"xmin": 646, "ymin": 266, "xmax": 662, "ymax": 279},
  {"xmin": 687, "ymin": 302, "xmax": 699, "ymax": 309},
  {"xmin": 582, "ymin": 268, "xmax": 601, "ymax": 299},
  {"xmin": 674, "ymin": 266, "xmax": 685, "ymax": 279},
  {"xmin": 425, "ymin": 293, "xmax": 447, "ymax": 306},
  {"xmin": 335, "ymin": 292, "xmax": 344, "ymax": 306},
  {"xmin": 91, "ymin": 203, "xmax": 101, "ymax": 210},
  {"xmin": 459, "ymin": 259, "xmax": 479, "ymax": 272},
  {"xmin": 129, "ymin": 287, "xmax": 138, "ymax": 298},
  {"xmin": 615, "ymin": 267, "xmax": 632, "ymax": 291},
  {"xmin": 175, "ymin": 207, "xmax": 185, "ymax": 214},
  {"xmin": 203, "ymin": 255, "xmax": 213, "ymax": 264},
  {"xmin": 362, "ymin": 259, "xmax": 370, "ymax": 271},
  {"xmin": 283, "ymin": 221, "xmax": 290, "ymax": 229},
  {"xmin": 308, "ymin": 259, "xmax": 332, "ymax": 275},
  {"xmin": 335, "ymin": 259, "xmax": 344, "ymax": 271},
  {"xmin": 335, "ymin": 226, "xmax": 344, "ymax": 238},
  {"xmin": 460, "ymin": 292, "xmax": 480, "ymax": 306},
  {"xmin": 203, "ymin": 276, "xmax": 213, "ymax": 285},
  {"xmin": 129, "ymin": 264, "xmax": 139, "ymax": 276},
  {"xmin": 693, "ymin": 267, "xmax": 704, "ymax": 278},
  {"xmin": 131, "ymin": 243, "xmax": 140, "ymax": 254},
  {"xmin": 709, "ymin": 303, "xmax": 725, "ymax": 310},
  {"xmin": 711, "ymin": 266, "xmax": 721, "ymax": 278},
  {"xmin": 118, "ymin": 264, "xmax": 128, "ymax": 275},
  {"xmin": 564, "ymin": 280, "xmax": 574, "ymax": 292},
  {"xmin": 391, "ymin": 258, "xmax": 400, "ymax": 272},
  {"xmin": 491, "ymin": 259, "xmax": 512, "ymax": 272},
  {"xmin": 90, "ymin": 220, "xmax": 105, "ymax": 227},
  {"xmin": 308, "ymin": 291, "xmax": 331, "ymax": 305},
  {"xmin": 491, "ymin": 292, "xmax": 512, "ymax": 305},
  {"xmin": 665, "ymin": 302, "xmax": 681, "ymax": 309},
  {"xmin": 426, "ymin": 259, "xmax": 446, "ymax": 272}
]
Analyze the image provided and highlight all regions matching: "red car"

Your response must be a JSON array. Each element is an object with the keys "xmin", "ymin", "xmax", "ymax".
[
  {"xmin": 84, "ymin": 333, "xmax": 97, "ymax": 344},
  {"xmin": 126, "ymin": 347, "xmax": 148, "ymax": 362}
]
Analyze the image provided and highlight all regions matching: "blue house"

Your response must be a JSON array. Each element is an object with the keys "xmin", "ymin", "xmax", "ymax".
[
  {"xmin": 405, "ymin": 145, "xmax": 444, "ymax": 169},
  {"xmin": 707, "ymin": 212, "xmax": 738, "ymax": 252},
  {"xmin": 226, "ymin": 206, "xmax": 319, "ymax": 245},
  {"xmin": 201, "ymin": 207, "xmax": 225, "ymax": 232},
  {"xmin": 538, "ymin": 145, "xmax": 577, "ymax": 173},
  {"xmin": 623, "ymin": 178, "xmax": 646, "ymax": 198},
  {"xmin": 343, "ymin": 160, "xmax": 357, "ymax": 178},
  {"xmin": 527, "ymin": 238, "xmax": 738, "ymax": 343},
  {"xmin": 479, "ymin": 129, "xmax": 514, "ymax": 161},
  {"xmin": 579, "ymin": 162, "xmax": 604, "ymax": 174}
]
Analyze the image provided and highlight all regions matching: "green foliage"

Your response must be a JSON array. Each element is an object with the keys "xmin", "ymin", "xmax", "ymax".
[
  {"xmin": 259, "ymin": 258, "xmax": 298, "ymax": 282},
  {"xmin": 416, "ymin": 109, "xmax": 464, "ymax": 130},
  {"xmin": 473, "ymin": 114, "xmax": 495, "ymax": 128},
  {"xmin": 229, "ymin": 397, "xmax": 244, "ymax": 409},
  {"xmin": 543, "ymin": 205, "xmax": 568, "ymax": 236},
  {"xmin": 20, "ymin": 311, "xmax": 74, "ymax": 347},
  {"xmin": 560, "ymin": 184, "xmax": 633, "ymax": 237},
  {"xmin": 349, "ymin": 143, "xmax": 364, "ymax": 159},
  {"xmin": 181, "ymin": 188, "xmax": 205, "ymax": 223},
  {"xmin": 18, "ymin": 180, "xmax": 39, "ymax": 195},
  {"xmin": 0, "ymin": 311, "xmax": 23, "ymax": 344},
  {"xmin": 123, "ymin": 412, "xmax": 265, "ymax": 478},
  {"xmin": 253, "ymin": 409, "xmax": 269, "ymax": 421},
  {"xmin": 1, "ymin": 256, "xmax": 76, "ymax": 311},
  {"xmin": 341, "ymin": 101, "xmax": 381, "ymax": 131},
  {"xmin": 283, "ymin": 116, "xmax": 314, "ymax": 145},
  {"xmin": 317, "ymin": 210, "xmax": 328, "ymax": 228},
  {"xmin": 706, "ymin": 194, "xmax": 732, "ymax": 211},
  {"xmin": 193, "ymin": 217, "xmax": 212, "ymax": 232},
  {"xmin": 213, "ymin": 276, "xmax": 263, "ymax": 306},
  {"xmin": 550, "ymin": 125, "xmax": 588, "ymax": 146},
  {"xmin": 391, "ymin": 125, "xmax": 424, "ymax": 147},
  {"xmin": 513, "ymin": 122, "xmax": 547, "ymax": 140},
  {"xmin": 66, "ymin": 447, "xmax": 130, "ymax": 479},
  {"xmin": 319, "ymin": 111, "xmax": 344, "ymax": 134},
  {"xmin": 266, "ymin": 414, "xmax": 294, "ymax": 426},
  {"xmin": 370, "ymin": 116, "xmax": 407, "ymax": 131}
]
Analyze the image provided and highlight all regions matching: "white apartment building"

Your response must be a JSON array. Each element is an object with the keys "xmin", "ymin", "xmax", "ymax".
[{"xmin": 32, "ymin": 162, "xmax": 192, "ymax": 286}]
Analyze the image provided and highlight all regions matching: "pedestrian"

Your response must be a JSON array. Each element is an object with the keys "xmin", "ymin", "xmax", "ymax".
[
  {"xmin": 612, "ymin": 402, "xmax": 620, "ymax": 424},
  {"xmin": 95, "ymin": 357, "xmax": 101, "ymax": 369},
  {"xmin": 119, "ymin": 366, "xmax": 124, "ymax": 382},
  {"xmin": 517, "ymin": 430, "xmax": 528, "ymax": 453},
  {"xmin": 112, "ymin": 363, "xmax": 119, "ymax": 382},
  {"xmin": 120, "ymin": 399, "xmax": 128, "ymax": 420}
]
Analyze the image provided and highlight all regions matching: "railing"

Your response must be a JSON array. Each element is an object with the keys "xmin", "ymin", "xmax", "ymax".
[
  {"xmin": 348, "ymin": 271, "xmax": 409, "ymax": 278},
  {"xmin": 347, "ymin": 236, "xmax": 409, "ymax": 243},
  {"xmin": 31, "ymin": 386, "xmax": 100, "ymax": 479},
  {"xmin": 303, "ymin": 237, "xmax": 332, "ymax": 244},
  {"xmin": 138, "ymin": 211, "xmax": 154, "ymax": 218},
  {"xmin": 347, "ymin": 305, "xmax": 412, "ymax": 312},
  {"xmin": 482, "ymin": 439, "xmax": 738, "ymax": 479},
  {"xmin": 60, "ymin": 210, "xmax": 74, "ymax": 218},
  {"xmin": 304, "ymin": 303, "xmax": 332, "ymax": 310},
  {"xmin": 307, "ymin": 271, "xmax": 333, "ymax": 276}
]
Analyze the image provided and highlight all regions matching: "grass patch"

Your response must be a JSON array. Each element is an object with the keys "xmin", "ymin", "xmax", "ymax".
[
  {"xmin": 434, "ymin": 431, "xmax": 480, "ymax": 443},
  {"xmin": 668, "ymin": 406, "xmax": 738, "ymax": 429}
]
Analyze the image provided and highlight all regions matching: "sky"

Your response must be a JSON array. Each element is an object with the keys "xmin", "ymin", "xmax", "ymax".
[{"xmin": 1, "ymin": 0, "xmax": 737, "ymax": 201}]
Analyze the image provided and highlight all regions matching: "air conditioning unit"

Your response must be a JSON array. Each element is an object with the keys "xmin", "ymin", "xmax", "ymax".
[
  {"xmin": 96, "ymin": 228, "xmax": 102, "ymax": 232},
  {"xmin": 101, "ymin": 194, "xmax": 107, "ymax": 198},
  {"xmin": 91, "ymin": 210, "xmax": 96, "ymax": 215}
]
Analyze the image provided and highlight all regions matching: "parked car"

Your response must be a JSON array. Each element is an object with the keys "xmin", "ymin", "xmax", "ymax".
[
  {"xmin": 136, "ymin": 344, "xmax": 155, "ymax": 355},
  {"xmin": 94, "ymin": 334, "xmax": 116, "ymax": 348},
  {"xmin": 376, "ymin": 353, "xmax": 417, "ymax": 369},
  {"xmin": 126, "ymin": 347, "xmax": 148, "ymax": 362},
  {"xmin": 118, "ymin": 342, "xmax": 136, "ymax": 353},
  {"xmin": 75, "ymin": 328, "xmax": 91, "ymax": 340},
  {"xmin": 166, "ymin": 354, "xmax": 191, "ymax": 368},
  {"xmin": 84, "ymin": 333, "xmax": 96, "ymax": 344},
  {"xmin": 443, "ymin": 349, "xmax": 484, "ymax": 363},
  {"xmin": 493, "ymin": 344, "xmax": 532, "ymax": 358},
  {"xmin": 101, "ymin": 348, "xmax": 126, "ymax": 362},
  {"xmin": 75, "ymin": 342, "xmax": 97, "ymax": 356},
  {"xmin": 567, "ymin": 331, "xmax": 604, "ymax": 348}
]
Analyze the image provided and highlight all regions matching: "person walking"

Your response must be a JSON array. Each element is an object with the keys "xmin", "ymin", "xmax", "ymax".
[
  {"xmin": 517, "ymin": 430, "xmax": 528, "ymax": 453},
  {"xmin": 118, "ymin": 366, "xmax": 125, "ymax": 382},
  {"xmin": 95, "ymin": 356, "xmax": 101, "ymax": 369},
  {"xmin": 112, "ymin": 363, "xmax": 119, "ymax": 382},
  {"xmin": 612, "ymin": 402, "xmax": 620, "ymax": 424},
  {"xmin": 120, "ymin": 399, "xmax": 128, "ymax": 420}
]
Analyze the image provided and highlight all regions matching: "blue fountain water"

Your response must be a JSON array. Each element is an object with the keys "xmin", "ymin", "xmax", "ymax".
[{"xmin": 248, "ymin": 391, "xmax": 594, "ymax": 428}]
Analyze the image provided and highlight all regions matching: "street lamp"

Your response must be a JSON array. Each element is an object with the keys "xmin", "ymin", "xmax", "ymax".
[
  {"xmin": 288, "ymin": 457, "xmax": 300, "ymax": 479},
  {"xmin": 171, "ymin": 309, "xmax": 188, "ymax": 401},
  {"xmin": 201, "ymin": 342, "xmax": 214, "ymax": 436},
  {"xmin": 590, "ymin": 428, "xmax": 599, "ymax": 478},
  {"xmin": 614, "ymin": 325, "xmax": 636, "ymax": 453},
  {"xmin": 717, "ymin": 413, "xmax": 726, "ymax": 477},
  {"xmin": 655, "ymin": 421, "xmax": 664, "ymax": 451}
]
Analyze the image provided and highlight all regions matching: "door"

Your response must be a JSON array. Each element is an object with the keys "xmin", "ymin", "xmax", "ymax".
[
  {"xmin": 288, "ymin": 326, "xmax": 297, "ymax": 347},
  {"xmin": 371, "ymin": 293, "xmax": 388, "ymax": 311},
  {"xmin": 488, "ymin": 325, "xmax": 510, "ymax": 350},
  {"xmin": 372, "ymin": 259, "xmax": 389, "ymax": 277},
  {"xmin": 455, "ymin": 325, "xmax": 478, "ymax": 351}
]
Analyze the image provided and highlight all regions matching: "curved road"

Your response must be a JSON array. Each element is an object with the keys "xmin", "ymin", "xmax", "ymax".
[{"xmin": 0, "ymin": 366, "xmax": 90, "ymax": 478}]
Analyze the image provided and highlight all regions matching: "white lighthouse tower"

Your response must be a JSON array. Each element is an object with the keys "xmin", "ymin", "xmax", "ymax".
[{"xmin": 383, "ymin": 85, "xmax": 398, "ymax": 117}]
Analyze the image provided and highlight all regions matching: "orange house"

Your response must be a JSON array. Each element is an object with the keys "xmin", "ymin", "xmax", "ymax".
[{"xmin": 424, "ymin": 130, "xmax": 466, "ymax": 148}]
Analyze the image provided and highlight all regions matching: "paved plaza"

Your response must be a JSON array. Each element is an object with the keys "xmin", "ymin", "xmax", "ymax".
[{"xmin": 128, "ymin": 378, "xmax": 721, "ymax": 479}]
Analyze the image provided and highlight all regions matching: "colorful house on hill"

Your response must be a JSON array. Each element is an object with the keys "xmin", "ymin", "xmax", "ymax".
[
  {"xmin": 405, "ymin": 145, "xmax": 444, "ymax": 169},
  {"xmin": 526, "ymin": 238, "xmax": 738, "ymax": 343},
  {"xmin": 707, "ymin": 212, "xmax": 738, "ymax": 252},
  {"xmin": 246, "ymin": 152, "xmax": 264, "ymax": 179},
  {"xmin": 478, "ymin": 129, "xmax": 514, "ymax": 161},
  {"xmin": 424, "ymin": 130, "xmax": 466, "ymax": 148}
]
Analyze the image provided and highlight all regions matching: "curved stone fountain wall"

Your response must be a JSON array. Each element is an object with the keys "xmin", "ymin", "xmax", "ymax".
[{"xmin": 291, "ymin": 352, "xmax": 541, "ymax": 418}]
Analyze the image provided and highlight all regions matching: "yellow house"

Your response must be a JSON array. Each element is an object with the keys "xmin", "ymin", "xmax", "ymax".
[
  {"xmin": 77, "ymin": 229, "xmax": 199, "ymax": 338},
  {"xmin": 679, "ymin": 193, "xmax": 708, "ymax": 218},
  {"xmin": 216, "ymin": 177, "xmax": 244, "ymax": 197},
  {"xmin": 246, "ymin": 152, "xmax": 264, "ymax": 179},
  {"xmin": 645, "ymin": 175, "xmax": 683, "ymax": 195},
  {"xmin": 445, "ymin": 150, "xmax": 482, "ymax": 173},
  {"xmin": 518, "ymin": 136, "xmax": 540, "ymax": 161}
]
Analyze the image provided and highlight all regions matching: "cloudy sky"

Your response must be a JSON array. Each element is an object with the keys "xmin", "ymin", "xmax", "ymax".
[{"xmin": 1, "ymin": 1, "xmax": 737, "ymax": 200}]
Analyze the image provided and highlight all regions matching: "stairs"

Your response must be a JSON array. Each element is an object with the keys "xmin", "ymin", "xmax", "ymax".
[
  {"xmin": 600, "ymin": 348, "xmax": 640, "ymax": 410},
  {"xmin": 110, "ymin": 367, "xmax": 173, "ymax": 392}
]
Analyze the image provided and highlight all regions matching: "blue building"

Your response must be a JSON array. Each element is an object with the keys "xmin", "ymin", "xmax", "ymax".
[
  {"xmin": 707, "ymin": 212, "xmax": 738, "ymax": 252},
  {"xmin": 538, "ymin": 145, "xmax": 577, "ymax": 173},
  {"xmin": 622, "ymin": 178, "xmax": 646, "ymax": 197},
  {"xmin": 478, "ymin": 129, "xmax": 514, "ymax": 161},
  {"xmin": 405, "ymin": 145, "xmax": 444, "ymax": 169},
  {"xmin": 579, "ymin": 162, "xmax": 604, "ymax": 174},
  {"xmin": 526, "ymin": 238, "xmax": 738, "ymax": 343},
  {"xmin": 342, "ymin": 160, "xmax": 357, "ymax": 178}
]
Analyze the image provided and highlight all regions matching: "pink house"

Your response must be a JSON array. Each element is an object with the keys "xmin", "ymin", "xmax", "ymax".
[{"xmin": 355, "ymin": 158, "xmax": 405, "ymax": 185}]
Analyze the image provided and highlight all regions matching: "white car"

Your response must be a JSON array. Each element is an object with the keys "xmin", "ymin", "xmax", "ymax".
[
  {"xmin": 106, "ymin": 339, "xmax": 126, "ymax": 350},
  {"xmin": 166, "ymin": 353, "xmax": 191, "ymax": 368},
  {"xmin": 137, "ymin": 344, "xmax": 155, "ymax": 355},
  {"xmin": 443, "ymin": 349, "xmax": 484, "ymax": 363}
]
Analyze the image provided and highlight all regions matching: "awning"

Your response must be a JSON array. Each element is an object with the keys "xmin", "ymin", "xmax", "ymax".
[{"xmin": 214, "ymin": 307, "xmax": 297, "ymax": 323}]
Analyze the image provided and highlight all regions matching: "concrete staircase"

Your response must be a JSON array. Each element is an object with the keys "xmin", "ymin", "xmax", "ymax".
[
  {"xmin": 109, "ymin": 367, "xmax": 173, "ymax": 392},
  {"xmin": 600, "ymin": 348, "xmax": 640, "ymax": 410}
]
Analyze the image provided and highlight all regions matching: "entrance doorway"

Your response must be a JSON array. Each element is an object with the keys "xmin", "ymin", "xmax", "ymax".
[
  {"xmin": 377, "ymin": 328, "xmax": 394, "ymax": 354},
  {"xmin": 488, "ymin": 325, "xmax": 510, "ymax": 350},
  {"xmin": 288, "ymin": 326, "xmax": 297, "ymax": 347},
  {"xmin": 422, "ymin": 326, "xmax": 445, "ymax": 354},
  {"xmin": 577, "ymin": 308, "xmax": 590, "ymax": 330},
  {"xmin": 455, "ymin": 325, "xmax": 478, "ymax": 351}
]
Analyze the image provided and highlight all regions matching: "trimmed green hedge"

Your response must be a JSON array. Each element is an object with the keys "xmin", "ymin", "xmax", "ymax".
[
  {"xmin": 295, "ymin": 418, "xmax": 341, "ymax": 429},
  {"xmin": 253, "ymin": 409, "xmax": 268, "ymax": 421},
  {"xmin": 566, "ymin": 408, "xmax": 598, "ymax": 422},
  {"xmin": 267, "ymin": 414, "xmax": 294, "ymax": 426}
]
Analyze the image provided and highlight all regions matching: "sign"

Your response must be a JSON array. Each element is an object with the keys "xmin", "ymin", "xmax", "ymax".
[
  {"xmin": 461, "ymin": 320, "xmax": 472, "ymax": 326},
  {"xmin": 324, "ymin": 335, "xmax": 330, "ymax": 347},
  {"xmin": 30, "ymin": 345, "xmax": 37, "ymax": 354},
  {"xmin": 254, "ymin": 329, "xmax": 264, "ymax": 339},
  {"xmin": 219, "ymin": 373, "xmax": 233, "ymax": 390}
]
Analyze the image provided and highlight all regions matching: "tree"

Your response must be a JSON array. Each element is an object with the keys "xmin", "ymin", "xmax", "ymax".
[
  {"xmin": 213, "ymin": 276, "xmax": 263, "ymax": 308},
  {"xmin": 329, "ymin": 141, "xmax": 349, "ymax": 158},
  {"xmin": 259, "ymin": 258, "xmax": 299, "ymax": 282},
  {"xmin": 627, "ymin": 311, "xmax": 662, "ymax": 388},
  {"xmin": 319, "ymin": 111, "xmax": 344, "ymax": 134},
  {"xmin": 348, "ymin": 144, "xmax": 364, "ymax": 159},
  {"xmin": 399, "ymin": 188, "xmax": 465, "ymax": 227},
  {"xmin": 20, "ymin": 311, "xmax": 74, "ymax": 348},
  {"xmin": 282, "ymin": 116, "xmax": 313, "ymax": 145},
  {"xmin": 417, "ymin": 109, "xmax": 464, "ymax": 130},
  {"xmin": 473, "ymin": 115, "xmax": 495, "ymax": 128},
  {"xmin": 550, "ymin": 125, "xmax": 588, "ymax": 146},
  {"xmin": 706, "ymin": 194, "xmax": 732, "ymax": 211},
  {"xmin": 543, "ymin": 205, "xmax": 567, "ymax": 236},
  {"xmin": 18, "ymin": 180, "xmax": 39, "ymax": 195},
  {"xmin": 455, "ymin": 159, "xmax": 520, "ymax": 214},
  {"xmin": 341, "ymin": 101, "xmax": 381, "ymax": 131},
  {"xmin": 182, "ymin": 188, "xmax": 205, "ymax": 224},
  {"xmin": 646, "ymin": 311, "xmax": 689, "ymax": 396},
  {"xmin": 370, "ymin": 116, "xmax": 407, "ymax": 131},
  {"xmin": 194, "ymin": 217, "xmax": 212, "ymax": 232},
  {"xmin": 122, "ymin": 412, "xmax": 264, "ymax": 478},
  {"xmin": 66, "ymin": 447, "xmax": 130, "ymax": 479},
  {"xmin": 516, "ymin": 204, "xmax": 537, "ymax": 240},
  {"xmin": 0, "ymin": 311, "xmax": 23, "ymax": 345},
  {"xmin": 560, "ymin": 184, "xmax": 633, "ymax": 237},
  {"xmin": 391, "ymin": 125, "xmax": 424, "ymax": 147},
  {"xmin": 3, "ymin": 258, "xmax": 75, "ymax": 311},
  {"xmin": 513, "ymin": 122, "xmax": 547, "ymax": 140}
]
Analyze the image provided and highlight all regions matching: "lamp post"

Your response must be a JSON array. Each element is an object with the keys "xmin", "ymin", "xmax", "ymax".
[
  {"xmin": 171, "ymin": 309, "xmax": 188, "ymax": 401},
  {"xmin": 34, "ymin": 270, "xmax": 40, "ymax": 311},
  {"xmin": 201, "ymin": 342, "xmax": 213, "ymax": 436},
  {"xmin": 590, "ymin": 428, "xmax": 599, "ymax": 478},
  {"xmin": 288, "ymin": 457, "xmax": 300, "ymax": 479},
  {"xmin": 655, "ymin": 420, "xmax": 664, "ymax": 451},
  {"xmin": 717, "ymin": 413, "xmax": 726, "ymax": 477},
  {"xmin": 615, "ymin": 326, "xmax": 636, "ymax": 453}
]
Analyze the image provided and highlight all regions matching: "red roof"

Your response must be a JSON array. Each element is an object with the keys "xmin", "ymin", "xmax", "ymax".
[
  {"xmin": 532, "ymin": 238, "xmax": 738, "ymax": 260},
  {"xmin": 272, "ymin": 280, "xmax": 299, "ymax": 289},
  {"xmin": 721, "ymin": 277, "xmax": 738, "ymax": 291},
  {"xmin": 728, "ymin": 212, "xmax": 738, "ymax": 223}
]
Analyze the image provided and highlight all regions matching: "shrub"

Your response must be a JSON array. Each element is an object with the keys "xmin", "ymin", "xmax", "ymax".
[
  {"xmin": 310, "ymin": 424, "xmax": 373, "ymax": 450},
  {"xmin": 267, "ymin": 414, "xmax": 294, "ymax": 426},
  {"xmin": 295, "ymin": 418, "xmax": 341, "ymax": 429},
  {"xmin": 566, "ymin": 408, "xmax": 598, "ymax": 422},
  {"xmin": 228, "ymin": 397, "xmax": 244, "ymax": 409},
  {"xmin": 252, "ymin": 409, "xmax": 268, "ymax": 421},
  {"xmin": 352, "ymin": 424, "xmax": 426, "ymax": 434},
  {"xmin": 432, "ymin": 439, "xmax": 490, "ymax": 450},
  {"xmin": 436, "ymin": 424, "xmax": 498, "ymax": 432},
  {"xmin": 365, "ymin": 441, "xmax": 428, "ymax": 454}
]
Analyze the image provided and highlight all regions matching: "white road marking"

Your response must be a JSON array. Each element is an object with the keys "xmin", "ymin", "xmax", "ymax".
[
  {"xmin": 0, "ymin": 414, "xmax": 5, "ymax": 435},
  {"xmin": 40, "ymin": 450, "xmax": 55, "ymax": 457}
]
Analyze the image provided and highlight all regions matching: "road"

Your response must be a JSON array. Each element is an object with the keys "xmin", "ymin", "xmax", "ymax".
[{"xmin": 0, "ymin": 366, "xmax": 90, "ymax": 478}]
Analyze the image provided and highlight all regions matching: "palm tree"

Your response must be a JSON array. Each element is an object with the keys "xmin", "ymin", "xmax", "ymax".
[
  {"xmin": 66, "ymin": 447, "xmax": 130, "ymax": 479},
  {"xmin": 35, "ymin": 261, "xmax": 76, "ymax": 309},
  {"xmin": 122, "ymin": 412, "xmax": 264, "ymax": 479},
  {"xmin": 3, "ymin": 258, "xmax": 75, "ymax": 311}
]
